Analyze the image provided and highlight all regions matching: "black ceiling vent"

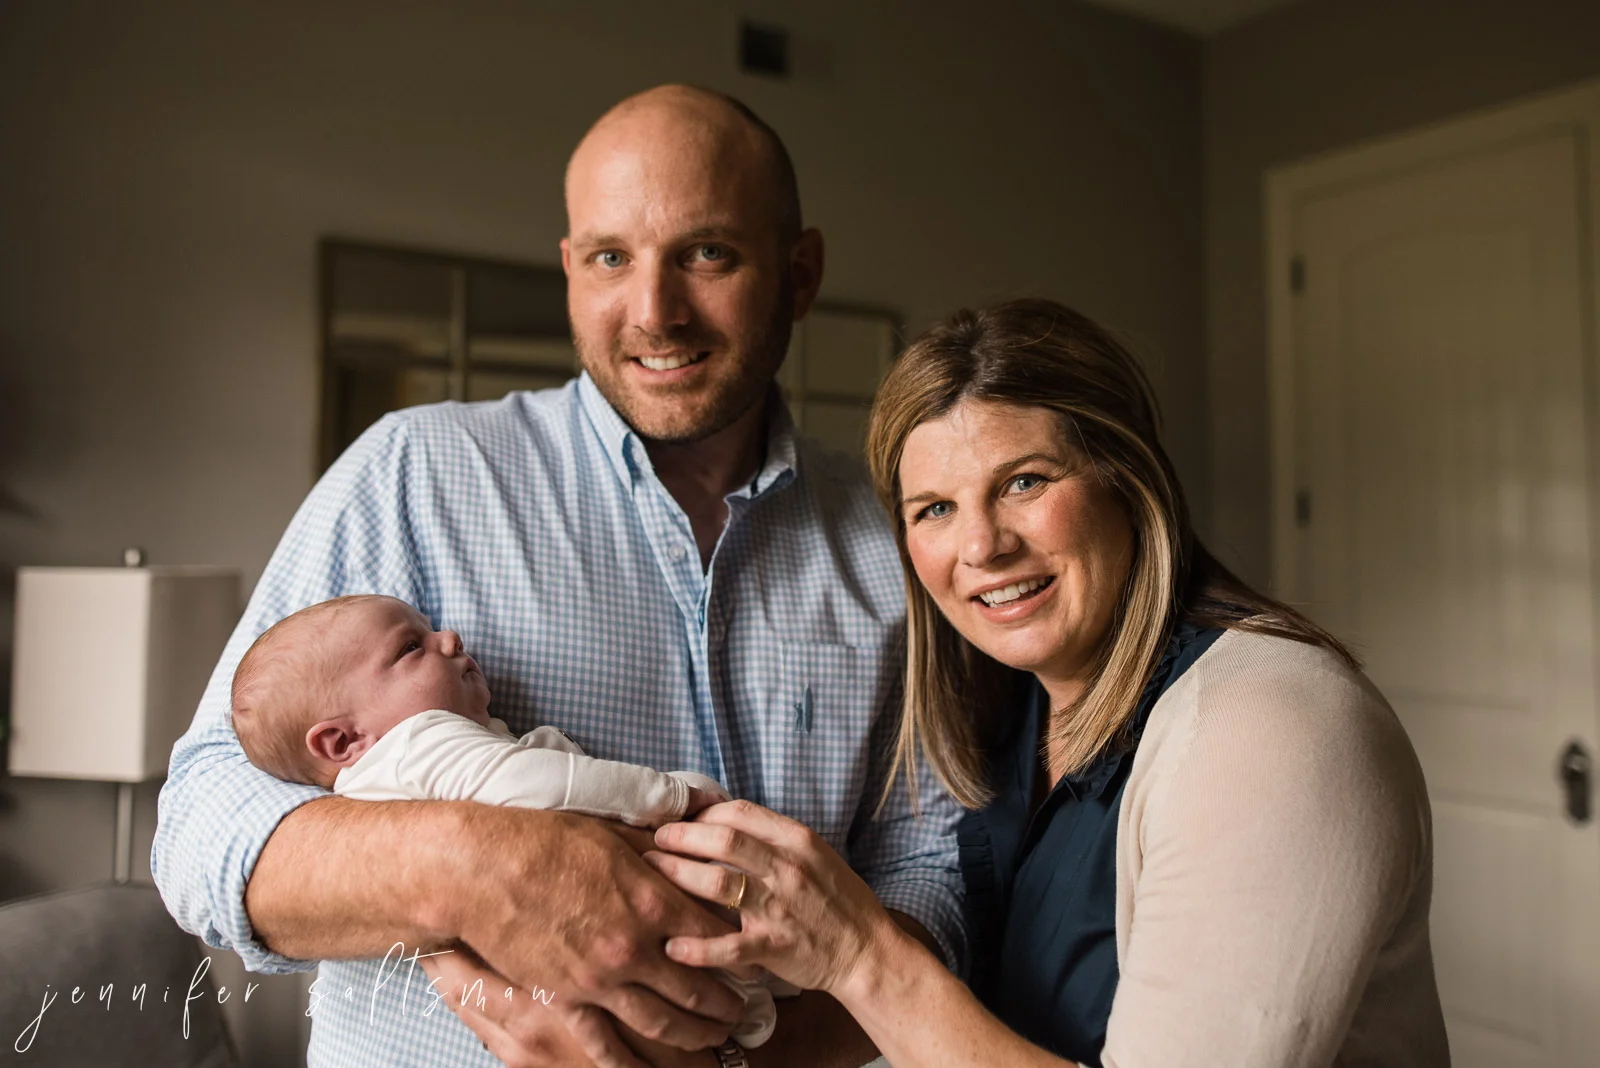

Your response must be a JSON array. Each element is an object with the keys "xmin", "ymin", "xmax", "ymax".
[{"xmin": 739, "ymin": 20, "xmax": 790, "ymax": 78}]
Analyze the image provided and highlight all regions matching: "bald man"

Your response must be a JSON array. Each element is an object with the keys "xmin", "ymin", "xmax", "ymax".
[{"xmin": 154, "ymin": 86, "xmax": 965, "ymax": 1068}]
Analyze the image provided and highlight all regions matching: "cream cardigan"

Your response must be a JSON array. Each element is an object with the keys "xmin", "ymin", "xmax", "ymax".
[{"xmin": 1102, "ymin": 630, "xmax": 1450, "ymax": 1066}]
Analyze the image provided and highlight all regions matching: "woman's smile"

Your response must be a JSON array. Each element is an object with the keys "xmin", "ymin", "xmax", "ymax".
[{"xmin": 970, "ymin": 574, "xmax": 1056, "ymax": 613}]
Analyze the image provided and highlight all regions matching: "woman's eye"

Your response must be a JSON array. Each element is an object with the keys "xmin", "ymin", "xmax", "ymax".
[
  {"xmin": 917, "ymin": 501, "xmax": 954, "ymax": 521},
  {"xmin": 596, "ymin": 250, "xmax": 625, "ymax": 269},
  {"xmin": 1008, "ymin": 474, "xmax": 1045, "ymax": 493}
]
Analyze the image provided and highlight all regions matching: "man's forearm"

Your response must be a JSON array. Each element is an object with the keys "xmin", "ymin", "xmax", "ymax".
[{"xmin": 245, "ymin": 795, "xmax": 504, "ymax": 959}]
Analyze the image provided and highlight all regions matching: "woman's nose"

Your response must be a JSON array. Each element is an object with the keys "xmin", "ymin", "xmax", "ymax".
[{"xmin": 957, "ymin": 509, "xmax": 1020, "ymax": 567}]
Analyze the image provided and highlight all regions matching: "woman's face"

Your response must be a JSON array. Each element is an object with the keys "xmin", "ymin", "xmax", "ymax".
[{"xmin": 899, "ymin": 399, "xmax": 1135, "ymax": 707}]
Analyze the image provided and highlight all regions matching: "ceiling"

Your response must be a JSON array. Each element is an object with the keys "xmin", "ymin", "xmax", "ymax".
[{"xmin": 1081, "ymin": 0, "xmax": 1308, "ymax": 37}]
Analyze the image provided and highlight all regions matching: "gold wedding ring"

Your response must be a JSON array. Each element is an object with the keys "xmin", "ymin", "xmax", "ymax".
[{"xmin": 728, "ymin": 871, "xmax": 748, "ymax": 911}]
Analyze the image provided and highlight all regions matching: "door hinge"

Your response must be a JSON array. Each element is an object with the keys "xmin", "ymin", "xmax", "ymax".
[
  {"xmin": 1294, "ymin": 490, "xmax": 1312, "ymax": 527},
  {"xmin": 1290, "ymin": 257, "xmax": 1306, "ymax": 294}
]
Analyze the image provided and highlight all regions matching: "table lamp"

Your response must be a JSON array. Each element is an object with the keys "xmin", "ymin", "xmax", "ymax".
[{"xmin": 8, "ymin": 559, "xmax": 240, "ymax": 882}]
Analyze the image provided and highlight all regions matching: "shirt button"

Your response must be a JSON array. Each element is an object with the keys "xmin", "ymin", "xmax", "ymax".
[{"xmin": 670, "ymin": 544, "xmax": 687, "ymax": 561}]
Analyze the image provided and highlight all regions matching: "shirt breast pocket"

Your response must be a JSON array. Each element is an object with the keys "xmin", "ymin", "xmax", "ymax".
[{"xmin": 770, "ymin": 640, "xmax": 890, "ymax": 849}]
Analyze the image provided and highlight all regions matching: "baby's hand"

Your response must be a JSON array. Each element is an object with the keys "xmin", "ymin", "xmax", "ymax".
[
  {"xmin": 684, "ymin": 786, "xmax": 726, "ymax": 817},
  {"xmin": 667, "ymin": 770, "xmax": 732, "ymax": 819}
]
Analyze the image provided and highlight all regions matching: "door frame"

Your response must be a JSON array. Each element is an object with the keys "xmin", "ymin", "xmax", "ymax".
[{"xmin": 1265, "ymin": 76, "xmax": 1600, "ymax": 606}]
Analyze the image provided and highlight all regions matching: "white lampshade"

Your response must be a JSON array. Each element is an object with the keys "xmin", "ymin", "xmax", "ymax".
[{"xmin": 9, "ymin": 566, "xmax": 240, "ymax": 782}]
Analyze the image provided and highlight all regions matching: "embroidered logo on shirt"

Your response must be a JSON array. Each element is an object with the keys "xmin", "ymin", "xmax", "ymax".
[{"xmin": 793, "ymin": 684, "xmax": 814, "ymax": 733}]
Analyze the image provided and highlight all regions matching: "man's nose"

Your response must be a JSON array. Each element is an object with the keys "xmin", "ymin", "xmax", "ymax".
[
  {"xmin": 629, "ymin": 258, "xmax": 691, "ymax": 338},
  {"xmin": 957, "ymin": 507, "xmax": 1020, "ymax": 568},
  {"xmin": 437, "ymin": 630, "xmax": 463, "ymax": 657}
]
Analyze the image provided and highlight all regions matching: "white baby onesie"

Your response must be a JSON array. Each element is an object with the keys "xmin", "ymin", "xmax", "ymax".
[
  {"xmin": 333, "ymin": 709, "xmax": 779, "ymax": 1047},
  {"xmin": 334, "ymin": 709, "xmax": 724, "ymax": 826}
]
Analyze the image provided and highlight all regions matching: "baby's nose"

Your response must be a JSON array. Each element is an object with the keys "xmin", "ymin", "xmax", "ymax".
[{"xmin": 439, "ymin": 630, "xmax": 463, "ymax": 656}]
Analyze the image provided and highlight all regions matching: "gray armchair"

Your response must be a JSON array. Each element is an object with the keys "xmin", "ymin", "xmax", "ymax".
[{"xmin": 0, "ymin": 882, "xmax": 238, "ymax": 1067}]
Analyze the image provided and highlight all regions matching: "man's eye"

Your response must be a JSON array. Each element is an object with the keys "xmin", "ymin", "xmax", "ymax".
[
  {"xmin": 690, "ymin": 244, "xmax": 732, "ymax": 265},
  {"xmin": 595, "ymin": 251, "xmax": 625, "ymax": 269}
]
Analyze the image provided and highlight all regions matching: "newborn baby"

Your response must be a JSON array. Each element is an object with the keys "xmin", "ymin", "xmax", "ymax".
[{"xmin": 230, "ymin": 593, "xmax": 776, "ymax": 1046}]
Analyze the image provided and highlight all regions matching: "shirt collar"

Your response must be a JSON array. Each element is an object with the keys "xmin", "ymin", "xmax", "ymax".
[
  {"xmin": 736, "ymin": 389, "xmax": 798, "ymax": 501},
  {"xmin": 576, "ymin": 372, "xmax": 643, "ymax": 490},
  {"xmin": 576, "ymin": 372, "xmax": 798, "ymax": 500}
]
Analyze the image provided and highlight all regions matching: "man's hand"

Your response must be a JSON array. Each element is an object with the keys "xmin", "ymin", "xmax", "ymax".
[
  {"xmin": 422, "ymin": 943, "xmax": 721, "ymax": 1068},
  {"xmin": 422, "ymin": 946, "xmax": 595, "ymax": 1067},
  {"xmin": 452, "ymin": 809, "xmax": 744, "ymax": 1068}
]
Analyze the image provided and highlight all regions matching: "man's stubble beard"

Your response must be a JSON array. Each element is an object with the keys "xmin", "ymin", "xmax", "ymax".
[{"xmin": 575, "ymin": 278, "xmax": 796, "ymax": 446}]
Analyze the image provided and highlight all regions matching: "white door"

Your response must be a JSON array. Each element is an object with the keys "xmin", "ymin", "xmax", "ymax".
[{"xmin": 1272, "ymin": 93, "xmax": 1600, "ymax": 1067}]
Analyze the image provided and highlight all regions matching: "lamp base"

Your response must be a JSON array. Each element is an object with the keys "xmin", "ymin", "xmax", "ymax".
[{"xmin": 114, "ymin": 781, "xmax": 133, "ymax": 884}]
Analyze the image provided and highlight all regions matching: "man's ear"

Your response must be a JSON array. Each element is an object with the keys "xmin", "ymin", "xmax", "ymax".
[
  {"xmin": 789, "ymin": 228, "xmax": 825, "ymax": 321},
  {"xmin": 306, "ymin": 719, "xmax": 372, "ymax": 769},
  {"xmin": 560, "ymin": 237, "xmax": 573, "ymax": 278}
]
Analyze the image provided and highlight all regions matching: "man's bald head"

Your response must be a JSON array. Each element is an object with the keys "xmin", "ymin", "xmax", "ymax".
[{"xmin": 565, "ymin": 85, "xmax": 801, "ymax": 248}]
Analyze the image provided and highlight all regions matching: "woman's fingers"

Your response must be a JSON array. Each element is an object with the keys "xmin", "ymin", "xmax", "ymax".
[
  {"xmin": 655, "ymin": 797, "xmax": 897, "ymax": 996},
  {"xmin": 654, "ymin": 815, "xmax": 778, "ymax": 876},
  {"xmin": 693, "ymin": 798, "xmax": 811, "ymax": 847},
  {"xmin": 641, "ymin": 851, "xmax": 750, "ymax": 910},
  {"xmin": 640, "ymin": 853, "xmax": 771, "ymax": 981},
  {"xmin": 664, "ymin": 932, "xmax": 759, "ymax": 970}
]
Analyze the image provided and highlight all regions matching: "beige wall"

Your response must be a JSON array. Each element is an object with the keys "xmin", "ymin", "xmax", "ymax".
[
  {"xmin": 0, "ymin": 1, "xmax": 1200, "ymax": 1062},
  {"xmin": 1204, "ymin": 0, "xmax": 1600, "ymax": 586}
]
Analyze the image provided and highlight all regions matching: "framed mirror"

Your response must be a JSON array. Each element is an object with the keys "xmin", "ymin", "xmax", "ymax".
[
  {"xmin": 780, "ymin": 301, "xmax": 903, "ymax": 456},
  {"xmin": 317, "ymin": 239, "xmax": 574, "ymax": 471}
]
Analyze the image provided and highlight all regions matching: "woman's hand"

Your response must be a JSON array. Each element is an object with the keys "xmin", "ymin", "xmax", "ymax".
[{"xmin": 645, "ymin": 799, "xmax": 897, "ymax": 997}]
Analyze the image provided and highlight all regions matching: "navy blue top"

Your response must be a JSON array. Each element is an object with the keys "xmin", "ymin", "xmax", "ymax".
[{"xmin": 958, "ymin": 623, "xmax": 1224, "ymax": 1065}]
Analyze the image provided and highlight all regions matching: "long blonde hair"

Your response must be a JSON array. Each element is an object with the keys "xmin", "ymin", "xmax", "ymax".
[{"xmin": 867, "ymin": 299, "xmax": 1352, "ymax": 810}]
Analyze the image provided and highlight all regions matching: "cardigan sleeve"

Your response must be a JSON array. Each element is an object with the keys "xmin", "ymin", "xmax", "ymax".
[{"xmin": 1100, "ymin": 634, "xmax": 1434, "ymax": 1068}]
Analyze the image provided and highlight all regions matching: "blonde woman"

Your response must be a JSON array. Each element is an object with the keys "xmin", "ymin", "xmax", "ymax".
[{"xmin": 648, "ymin": 299, "xmax": 1449, "ymax": 1067}]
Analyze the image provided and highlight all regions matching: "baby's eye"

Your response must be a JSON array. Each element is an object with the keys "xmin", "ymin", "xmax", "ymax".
[{"xmin": 403, "ymin": 640, "xmax": 421, "ymax": 654}]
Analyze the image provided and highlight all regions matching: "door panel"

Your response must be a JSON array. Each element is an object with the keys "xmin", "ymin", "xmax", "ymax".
[{"xmin": 1291, "ymin": 130, "xmax": 1600, "ymax": 1066}]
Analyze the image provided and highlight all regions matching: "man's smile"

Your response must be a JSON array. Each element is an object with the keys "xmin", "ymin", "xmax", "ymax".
[{"xmin": 634, "ymin": 350, "xmax": 710, "ymax": 372}]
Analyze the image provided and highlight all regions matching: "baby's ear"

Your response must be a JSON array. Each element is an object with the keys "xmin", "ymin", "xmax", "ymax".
[{"xmin": 306, "ymin": 719, "xmax": 370, "ymax": 769}]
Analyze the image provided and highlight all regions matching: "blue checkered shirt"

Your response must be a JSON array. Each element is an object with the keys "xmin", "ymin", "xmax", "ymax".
[{"xmin": 153, "ymin": 374, "xmax": 966, "ymax": 1067}]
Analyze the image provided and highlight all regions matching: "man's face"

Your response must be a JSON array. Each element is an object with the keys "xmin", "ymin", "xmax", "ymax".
[{"xmin": 561, "ymin": 119, "xmax": 796, "ymax": 443}]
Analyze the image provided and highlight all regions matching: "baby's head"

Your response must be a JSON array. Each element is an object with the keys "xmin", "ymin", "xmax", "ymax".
[{"xmin": 232, "ymin": 595, "xmax": 492, "ymax": 788}]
